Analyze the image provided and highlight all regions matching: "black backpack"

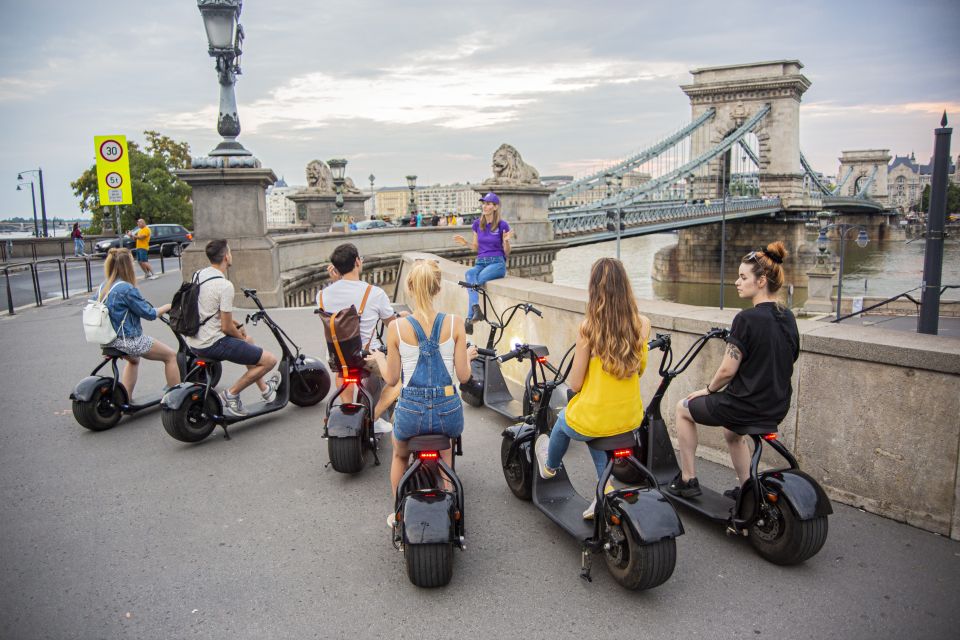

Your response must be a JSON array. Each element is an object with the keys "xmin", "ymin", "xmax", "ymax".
[{"xmin": 169, "ymin": 271, "xmax": 223, "ymax": 337}]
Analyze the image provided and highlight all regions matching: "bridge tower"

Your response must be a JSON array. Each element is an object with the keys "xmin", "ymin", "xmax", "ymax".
[
  {"xmin": 836, "ymin": 149, "xmax": 891, "ymax": 205},
  {"xmin": 681, "ymin": 60, "xmax": 818, "ymax": 210}
]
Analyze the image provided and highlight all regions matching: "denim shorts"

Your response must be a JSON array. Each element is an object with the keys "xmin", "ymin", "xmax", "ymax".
[
  {"xmin": 133, "ymin": 248, "xmax": 149, "ymax": 263},
  {"xmin": 193, "ymin": 336, "xmax": 263, "ymax": 366},
  {"xmin": 393, "ymin": 390, "xmax": 464, "ymax": 441}
]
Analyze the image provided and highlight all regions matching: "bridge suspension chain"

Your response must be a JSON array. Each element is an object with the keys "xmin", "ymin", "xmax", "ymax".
[
  {"xmin": 855, "ymin": 165, "xmax": 879, "ymax": 199},
  {"xmin": 799, "ymin": 151, "xmax": 835, "ymax": 196}
]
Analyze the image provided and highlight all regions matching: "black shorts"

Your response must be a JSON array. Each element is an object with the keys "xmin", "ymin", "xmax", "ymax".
[
  {"xmin": 685, "ymin": 395, "xmax": 726, "ymax": 427},
  {"xmin": 193, "ymin": 336, "xmax": 263, "ymax": 366},
  {"xmin": 685, "ymin": 394, "xmax": 779, "ymax": 435}
]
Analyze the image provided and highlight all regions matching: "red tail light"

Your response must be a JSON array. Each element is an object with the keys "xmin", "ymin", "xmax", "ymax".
[
  {"xmin": 537, "ymin": 356, "xmax": 548, "ymax": 364},
  {"xmin": 195, "ymin": 360, "xmax": 206, "ymax": 367},
  {"xmin": 342, "ymin": 369, "xmax": 362, "ymax": 385},
  {"xmin": 613, "ymin": 448, "xmax": 633, "ymax": 458},
  {"xmin": 186, "ymin": 233, "xmax": 193, "ymax": 240},
  {"xmin": 343, "ymin": 377, "xmax": 359, "ymax": 384},
  {"xmin": 763, "ymin": 433, "xmax": 778, "ymax": 441},
  {"xmin": 419, "ymin": 451, "xmax": 439, "ymax": 460}
]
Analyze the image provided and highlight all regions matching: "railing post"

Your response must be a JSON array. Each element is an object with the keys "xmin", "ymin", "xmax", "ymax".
[
  {"xmin": 31, "ymin": 263, "xmax": 41, "ymax": 306},
  {"xmin": 4, "ymin": 268, "xmax": 14, "ymax": 315}
]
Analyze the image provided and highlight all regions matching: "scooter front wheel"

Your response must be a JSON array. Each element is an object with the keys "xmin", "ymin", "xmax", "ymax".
[
  {"xmin": 73, "ymin": 385, "xmax": 126, "ymax": 431},
  {"xmin": 603, "ymin": 523, "xmax": 676, "ymax": 590},
  {"xmin": 743, "ymin": 492, "xmax": 829, "ymax": 565},
  {"xmin": 500, "ymin": 436, "xmax": 532, "ymax": 500},
  {"xmin": 161, "ymin": 393, "xmax": 219, "ymax": 443},
  {"xmin": 404, "ymin": 542, "xmax": 453, "ymax": 588},
  {"xmin": 289, "ymin": 369, "xmax": 330, "ymax": 407}
]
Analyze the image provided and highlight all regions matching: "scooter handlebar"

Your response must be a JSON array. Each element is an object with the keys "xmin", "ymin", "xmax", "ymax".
[
  {"xmin": 476, "ymin": 347, "xmax": 496, "ymax": 357},
  {"xmin": 524, "ymin": 304, "xmax": 543, "ymax": 317},
  {"xmin": 647, "ymin": 334, "xmax": 669, "ymax": 351},
  {"xmin": 457, "ymin": 280, "xmax": 483, "ymax": 291},
  {"xmin": 497, "ymin": 348, "xmax": 522, "ymax": 363}
]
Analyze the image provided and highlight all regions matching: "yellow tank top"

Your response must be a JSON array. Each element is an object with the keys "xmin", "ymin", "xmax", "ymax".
[{"xmin": 565, "ymin": 342, "xmax": 648, "ymax": 438}]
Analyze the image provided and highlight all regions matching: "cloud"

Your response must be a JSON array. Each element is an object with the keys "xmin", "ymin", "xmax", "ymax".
[{"xmin": 803, "ymin": 101, "xmax": 960, "ymax": 118}]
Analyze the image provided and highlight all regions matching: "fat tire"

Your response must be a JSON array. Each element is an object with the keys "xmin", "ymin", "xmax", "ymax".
[
  {"xmin": 611, "ymin": 458, "xmax": 645, "ymax": 485},
  {"xmin": 72, "ymin": 385, "xmax": 125, "ymax": 431},
  {"xmin": 404, "ymin": 542, "xmax": 453, "ymax": 588},
  {"xmin": 745, "ymin": 495, "xmax": 829, "ymax": 565},
  {"xmin": 328, "ymin": 436, "xmax": 365, "ymax": 473},
  {"xmin": 604, "ymin": 525, "xmax": 676, "ymax": 591},
  {"xmin": 500, "ymin": 436, "xmax": 532, "ymax": 500},
  {"xmin": 290, "ymin": 369, "xmax": 330, "ymax": 407},
  {"xmin": 161, "ymin": 393, "xmax": 218, "ymax": 443}
]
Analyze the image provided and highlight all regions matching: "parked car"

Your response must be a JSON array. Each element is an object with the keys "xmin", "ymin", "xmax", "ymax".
[
  {"xmin": 94, "ymin": 224, "xmax": 193, "ymax": 258},
  {"xmin": 354, "ymin": 219, "xmax": 391, "ymax": 230}
]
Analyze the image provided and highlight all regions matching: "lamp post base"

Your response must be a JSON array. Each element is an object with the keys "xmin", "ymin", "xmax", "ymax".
[{"xmin": 209, "ymin": 139, "xmax": 252, "ymax": 156}]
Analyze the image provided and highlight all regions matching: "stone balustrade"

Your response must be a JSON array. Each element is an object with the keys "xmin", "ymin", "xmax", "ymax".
[{"xmin": 393, "ymin": 252, "xmax": 960, "ymax": 540}]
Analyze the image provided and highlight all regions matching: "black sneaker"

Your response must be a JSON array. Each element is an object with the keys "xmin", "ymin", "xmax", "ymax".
[
  {"xmin": 470, "ymin": 304, "xmax": 484, "ymax": 323},
  {"xmin": 464, "ymin": 317, "xmax": 474, "ymax": 335},
  {"xmin": 723, "ymin": 485, "xmax": 742, "ymax": 501},
  {"xmin": 666, "ymin": 473, "xmax": 702, "ymax": 498}
]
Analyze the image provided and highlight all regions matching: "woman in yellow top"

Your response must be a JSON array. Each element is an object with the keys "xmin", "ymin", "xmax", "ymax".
[{"xmin": 535, "ymin": 258, "xmax": 650, "ymax": 517}]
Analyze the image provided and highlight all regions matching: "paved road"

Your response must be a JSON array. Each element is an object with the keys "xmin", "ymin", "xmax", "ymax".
[
  {"xmin": 1, "ymin": 280, "xmax": 958, "ymax": 640},
  {"xmin": 1, "ymin": 256, "xmax": 177, "ymax": 311}
]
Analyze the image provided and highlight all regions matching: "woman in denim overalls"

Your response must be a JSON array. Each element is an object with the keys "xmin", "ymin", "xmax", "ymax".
[{"xmin": 375, "ymin": 260, "xmax": 477, "ymax": 526}]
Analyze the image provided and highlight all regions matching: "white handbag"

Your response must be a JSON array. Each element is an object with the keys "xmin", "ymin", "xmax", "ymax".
[{"xmin": 83, "ymin": 281, "xmax": 125, "ymax": 345}]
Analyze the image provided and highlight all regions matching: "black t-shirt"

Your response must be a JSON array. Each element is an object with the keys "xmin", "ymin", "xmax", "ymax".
[{"xmin": 707, "ymin": 302, "xmax": 799, "ymax": 428}]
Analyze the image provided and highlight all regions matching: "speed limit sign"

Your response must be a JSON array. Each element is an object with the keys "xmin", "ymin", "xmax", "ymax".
[{"xmin": 94, "ymin": 135, "xmax": 132, "ymax": 205}]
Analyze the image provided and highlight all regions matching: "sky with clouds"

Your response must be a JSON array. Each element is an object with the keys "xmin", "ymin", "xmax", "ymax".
[{"xmin": 1, "ymin": 0, "xmax": 958, "ymax": 219}]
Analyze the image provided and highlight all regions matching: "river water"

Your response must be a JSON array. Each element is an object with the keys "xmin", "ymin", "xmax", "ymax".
[{"xmin": 552, "ymin": 232, "xmax": 960, "ymax": 310}]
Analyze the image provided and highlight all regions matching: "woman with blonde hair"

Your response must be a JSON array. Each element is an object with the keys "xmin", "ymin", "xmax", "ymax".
[
  {"xmin": 535, "ymin": 257, "xmax": 651, "ymax": 519},
  {"xmin": 98, "ymin": 248, "xmax": 178, "ymax": 396},
  {"xmin": 373, "ymin": 259, "xmax": 477, "ymax": 525}
]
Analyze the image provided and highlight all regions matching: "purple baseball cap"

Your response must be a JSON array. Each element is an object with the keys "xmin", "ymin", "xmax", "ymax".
[{"xmin": 479, "ymin": 192, "xmax": 500, "ymax": 205}]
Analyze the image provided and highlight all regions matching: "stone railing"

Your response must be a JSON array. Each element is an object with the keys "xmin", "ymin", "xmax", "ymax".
[
  {"xmin": 1, "ymin": 235, "xmax": 114, "ymax": 262},
  {"xmin": 393, "ymin": 252, "xmax": 960, "ymax": 540}
]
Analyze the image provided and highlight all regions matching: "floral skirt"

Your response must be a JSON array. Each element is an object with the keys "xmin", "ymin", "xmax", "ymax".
[{"xmin": 106, "ymin": 333, "xmax": 154, "ymax": 357}]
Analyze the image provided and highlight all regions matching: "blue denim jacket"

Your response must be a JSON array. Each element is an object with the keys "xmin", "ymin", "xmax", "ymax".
[{"xmin": 98, "ymin": 280, "xmax": 157, "ymax": 338}]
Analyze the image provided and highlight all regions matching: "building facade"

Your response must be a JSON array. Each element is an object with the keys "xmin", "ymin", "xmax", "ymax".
[
  {"xmin": 265, "ymin": 177, "xmax": 302, "ymax": 228},
  {"xmin": 887, "ymin": 153, "xmax": 959, "ymax": 212},
  {"xmin": 372, "ymin": 183, "xmax": 482, "ymax": 220}
]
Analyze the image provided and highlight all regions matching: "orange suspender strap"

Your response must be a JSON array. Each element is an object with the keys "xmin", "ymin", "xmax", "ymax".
[
  {"xmin": 358, "ymin": 284, "xmax": 375, "ymax": 352},
  {"xmin": 317, "ymin": 290, "xmax": 324, "ymax": 311}
]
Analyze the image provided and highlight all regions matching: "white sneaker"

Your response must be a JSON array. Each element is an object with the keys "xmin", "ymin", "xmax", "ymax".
[
  {"xmin": 374, "ymin": 418, "xmax": 393, "ymax": 434},
  {"xmin": 583, "ymin": 483, "xmax": 616, "ymax": 520},
  {"xmin": 261, "ymin": 374, "xmax": 280, "ymax": 402},
  {"xmin": 387, "ymin": 512, "xmax": 397, "ymax": 529},
  {"xmin": 149, "ymin": 274, "xmax": 159, "ymax": 280},
  {"xmin": 535, "ymin": 434, "xmax": 557, "ymax": 480}
]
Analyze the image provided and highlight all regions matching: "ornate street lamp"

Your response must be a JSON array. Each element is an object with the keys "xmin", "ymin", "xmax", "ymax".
[
  {"xmin": 17, "ymin": 169, "xmax": 48, "ymax": 237},
  {"xmin": 197, "ymin": 0, "xmax": 250, "ymax": 158},
  {"xmin": 328, "ymin": 158, "xmax": 347, "ymax": 232},
  {"xmin": 368, "ymin": 174, "xmax": 376, "ymax": 219},
  {"xmin": 406, "ymin": 175, "xmax": 417, "ymax": 222}
]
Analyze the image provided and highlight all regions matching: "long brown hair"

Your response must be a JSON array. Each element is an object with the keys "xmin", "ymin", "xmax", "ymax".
[
  {"xmin": 480, "ymin": 202, "xmax": 501, "ymax": 232},
  {"xmin": 406, "ymin": 259, "xmax": 442, "ymax": 316},
  {"xmin": 742, "ymin": 241, "xmax": 788, "ymax": 293},
  {"xmin": 99, "ymin": 248, "xmax": 137, "ymax": 300},
  {"xmin": 581, "ymin": 258, "xmax": 645, "ymax": 379}
]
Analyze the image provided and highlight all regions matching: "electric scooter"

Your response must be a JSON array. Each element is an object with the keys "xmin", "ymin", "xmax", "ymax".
[
  {"xmin": 392, "ymin": 434, "xmax": 465, "ymax": 587},
  {"xmin": 160, "ymin": 288, "xmax": 330, "ymax": 443},
  {"xmin": 613, "ymin": 328, "xmax": 832, "ymax": 565},
  {"xmin": 499, "ymin": 341, "xmax": 683, "ymax": 590},
  {"xmin": 458, "ymin": 281, "xmax": 570, "ymax": 422},
  {"xmin": 70, "ymin": 316, "xmax": 220, "ymax": 432}
]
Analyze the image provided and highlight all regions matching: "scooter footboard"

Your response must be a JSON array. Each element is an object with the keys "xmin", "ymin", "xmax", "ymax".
[
  {"xmin": 70, "ymin": 376, "xmax": 118, "ymax": 402},
  {"xmin": 160, "ymin": 382, "xmax": 207, "ymax": 411},
  {"xmin": 610, "ymin": 489, "xmax": 684, "ymax": 544},
  {"xmin": 756, "ymin": 470, "xmax": 833, "ymax": 520},
  {"xmin": 326, "ymin": 404, "xmax": 367, "ymax": 437},
  {"xmin": 401, "ymin": 493, "xmax": 456, "ymax": 545}
]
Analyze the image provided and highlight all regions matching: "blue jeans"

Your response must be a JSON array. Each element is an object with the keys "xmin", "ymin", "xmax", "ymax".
[
  {"xmin": 73, "ymin": 238, "xmax": 85, "ymax": 256},
  {"xmin": 464, "ymin": 256, "xmax": 506, "ymax": 315},
  {"xmin": 546, "ymin": 409, "xmax": 609, "ymax": 479}
]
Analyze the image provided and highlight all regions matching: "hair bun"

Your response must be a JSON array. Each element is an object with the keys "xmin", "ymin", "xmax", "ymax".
[{"xmin": 765, "ymin": 241, "xmax": 787, "ymax": 264}]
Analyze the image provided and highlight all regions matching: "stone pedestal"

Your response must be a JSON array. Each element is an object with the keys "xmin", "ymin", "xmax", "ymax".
[
  {"xmin": 472, "ymin": 184, "xmax": 556, "ymax": 245},
  {"xmin": 803, "ymin": 251, "xmax": 835, "ymax": 313},
  {"xmin": 287, "ymin": 191, "xmax": 370, "ymax": 232},
  {"xmin": 174, "ymin": 167, "xmax": 283, "ymax": 308}
]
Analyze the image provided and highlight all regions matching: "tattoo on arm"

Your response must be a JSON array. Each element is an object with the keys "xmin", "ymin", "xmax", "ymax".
[{"xmin": 726, "ymin": 344, "xmax": 741, "ymax": 361}]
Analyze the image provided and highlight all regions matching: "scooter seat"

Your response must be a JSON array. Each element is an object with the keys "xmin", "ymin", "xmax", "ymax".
[
  {"xmin": 101, "ymin": 347, "xmax": 126, "ymax": 357},
  {"xmin": 725, "ymin": 424, "xmax": 779, "ymax": 436},
  {"xmin": 407, "ymin": 434, "xmax": 452, "ymax": 452},
  {"xmin": 587, "ymin": 429, "xmax": 640, "ymax": 452}
]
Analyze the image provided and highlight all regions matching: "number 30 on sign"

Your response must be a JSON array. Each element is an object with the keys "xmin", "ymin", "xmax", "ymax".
[{"xmin": 94, "ymin": 135, "xmax": 133, "ymax": 205}]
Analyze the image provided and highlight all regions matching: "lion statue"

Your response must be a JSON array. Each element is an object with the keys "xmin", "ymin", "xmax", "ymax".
[
  {"xmin": 305, "ymin": 159, "xmax": 362, "ymax": 194},
  {"xmin": 484, "ymin": 143, "xmax": 541, "ymax": 186}
]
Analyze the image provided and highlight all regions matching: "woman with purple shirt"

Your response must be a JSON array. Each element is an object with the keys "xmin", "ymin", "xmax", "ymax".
[{"xmin": 453, "ymin": 192, "xmax": 512, "ymax": 333}]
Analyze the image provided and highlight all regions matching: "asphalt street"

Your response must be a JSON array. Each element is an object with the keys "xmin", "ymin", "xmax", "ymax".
[{"xmin": 0, "ymin": 274, "xmax": 958, "ymax": 640}]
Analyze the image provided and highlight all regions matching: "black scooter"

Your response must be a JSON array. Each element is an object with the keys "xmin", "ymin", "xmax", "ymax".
[
  {"xmin": 160, "ymin": 288, "xmax": 330, "ymax": 442},
  {"xmin": 392, "ymin": 434, "xmax": 466, "ymax": 588},
  {"xmin": 70, "ymin": 316, "xmax": 220, "ymax": 432},
  {"xmin": 499, "ymin": 341, "xmax": 683, "ymax": 590},
  {"xmin": 613, "ymin": 328, "xmax": 832, "ymax": 565},
  {"xmin": 458, "ymin": 281, "xmax": 570, "ymax": 422}
]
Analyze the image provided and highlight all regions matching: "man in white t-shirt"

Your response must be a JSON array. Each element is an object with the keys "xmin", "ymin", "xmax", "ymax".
[
  {"xmin": 185, "ymin": 240, "xmax": 279, "ymax": 417},
  {"xmin": 319, "ymin": 243, "xmax": 403, "ymax": 433}
]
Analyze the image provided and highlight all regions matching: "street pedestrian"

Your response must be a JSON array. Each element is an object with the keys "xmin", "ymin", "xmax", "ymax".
[
  {"xmin": 97, "ymin": 248, "xmax": 178, "ymax": 397},
  {"xmin": 453, "ymin": 192, "xmax": 511, "ymax": 333},
  {"xmin": 375, "ymin": 259, "xmax": 477, "ymax": 527},
  {"xmin": 667, "ymin": 241, "xmax": 799, "ymax": 500},
  {"xmin": 71, "ymin": 223, "xmax": 85, "ymax": 257},
  {"xmin": 534, "ymin": 258, "xmax": 650, "ymax": 519},
  {"xmin": 127, "ymin": 219, "xmax": 156, "ymax": 280}
]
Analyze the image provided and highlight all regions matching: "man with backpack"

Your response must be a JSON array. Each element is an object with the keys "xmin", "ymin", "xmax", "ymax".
[
  {"xmin": 182, "ymin": 239, "xmax": 279, "ymax": 417},
  {"xmin": 319, "ymin": 243, "xmax": 403, "ymax": 433}
]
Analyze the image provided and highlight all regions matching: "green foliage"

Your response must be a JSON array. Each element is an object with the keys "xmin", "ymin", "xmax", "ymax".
[
  {"xmin": 71, "ymin": 131, "xmax": 192, "ymax": 234},
  {"xmin": 919, "ymin": 183, "xmax": 960, "ymax": 214}
]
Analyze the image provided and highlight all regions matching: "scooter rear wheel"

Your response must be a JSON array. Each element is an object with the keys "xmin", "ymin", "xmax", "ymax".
[
  {"xmin": 328, "ymin": 436, "xmax": 365, "ymax": 473},
  {"xmin": 290, "ymin": 369, "xmax": 330, "ymax": 407},
  {"xmin": 72, "ymin": 385, "xmax": 126, "ymax": 431},
  {"xmin": 742, "ymin": 491, "xmax": 829, "ymax": 565},
  {"xmin": 500, "ymin": 436, "xmax": 532, "ymax": 500},
  {"xmin": 603, "ymin": 523, "xmax": 676, "ymax": 591},
  {"xmin": 404, "ymin": 542, "xmax": 453, "ymax": 588},
  {"xmin": 161, "ymin": 393, "xmax": 218, "ymax": 443}
]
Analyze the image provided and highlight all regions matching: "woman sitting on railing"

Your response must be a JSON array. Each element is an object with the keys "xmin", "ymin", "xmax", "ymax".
[{"xmin": 453, "ymin": 192, "xmax": 512, "ymax": 334}]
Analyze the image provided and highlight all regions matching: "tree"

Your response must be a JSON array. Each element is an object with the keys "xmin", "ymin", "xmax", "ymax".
[
  {"xmin": 71, "ymin": 131, "xmax": 193, "ymax": 233},
  {"xmin": 920, "ymin": 183, "xmax": 960, "ymax": 214}
]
